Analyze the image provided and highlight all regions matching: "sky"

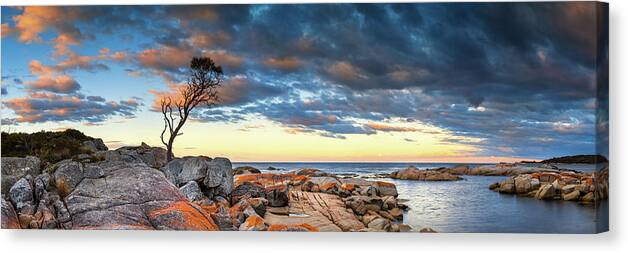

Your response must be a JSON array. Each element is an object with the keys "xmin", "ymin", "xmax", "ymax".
[{"xmin": 0, "ymin": 3, "xmax": 609, "ymax": 162}]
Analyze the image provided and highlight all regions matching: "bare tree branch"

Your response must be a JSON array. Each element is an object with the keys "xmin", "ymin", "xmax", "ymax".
[{"xmin": 159, "ymin": 57, "xmax": 224, "ymax": 161}]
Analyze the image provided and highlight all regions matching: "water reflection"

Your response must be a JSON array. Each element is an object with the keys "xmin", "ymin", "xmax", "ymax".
[{"xmin": 384, "ymin": 176, "xmax": 607, "ymax": 233}]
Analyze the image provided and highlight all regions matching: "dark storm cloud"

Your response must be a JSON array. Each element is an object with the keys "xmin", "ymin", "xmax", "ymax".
[{"xmin": 2, "ymin": 3, "xmax": 607, "ymax": 158}]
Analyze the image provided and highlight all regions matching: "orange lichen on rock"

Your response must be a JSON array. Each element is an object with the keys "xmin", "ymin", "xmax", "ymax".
[
  {"xmin": 267, "ymin": 223, "xmax": 319, "ymax": 232},
  {"xmin": 536, "ymin": 172, "xmax": 559, "ymax": 182},
  {"xmin": 375, "ymin": 181, "xmax": 395, "ymax": 187},
  {"xmin": 148, "ymin": 201, "xmax": 219, "ymax": 231},
  {"xmin": 79, "ymin": 224, "xmax": 155, "ymax": 230},
  {"xmin": 1, "ymin": 200, "xmax": 22, "ymax": 229},
  {"xmin": 235, "ymin": 173, "xmax": 307, "ymax": 187},
  {"xmin": 340, "ymin": 183, "xmax": 355, "ymax": 191},
  {"xmin": 243, "ymin": 214, "xmax": 264, "ymax": 227},
  {"xmin": 319, "ymin": 182, "xmax": 338, "ymax": 191},
  {"xmin": 194, "ymin": 200, "xmax": 220, "ymax": 215}
]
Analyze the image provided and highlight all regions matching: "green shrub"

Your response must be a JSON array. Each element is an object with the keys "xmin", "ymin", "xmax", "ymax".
[{"xmin": 1, "ymin": 129, "xmax": 97, "ymax": 167}]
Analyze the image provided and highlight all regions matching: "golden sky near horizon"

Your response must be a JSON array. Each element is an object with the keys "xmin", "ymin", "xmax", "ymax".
[{"xmin": 4, "ymin": 114, "xmax": 532, "ymax": 163}]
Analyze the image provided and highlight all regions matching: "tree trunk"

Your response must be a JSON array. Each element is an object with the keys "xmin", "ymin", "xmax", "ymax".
[{"xmin": 166, "ymin": 136, "xmax": 175, "ymax": 162}]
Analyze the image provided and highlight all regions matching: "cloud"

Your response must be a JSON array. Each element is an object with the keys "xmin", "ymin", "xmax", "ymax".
[
  {"xmin": 29, "ymin": 60, "xmax": 54, "ymax": 75},
  {"xmin": 202, "ymin": 50, "xmax": 243, "ymax": 69},
  {"xmin": 137, "ymin": 46, "xmax": 194, "ymax": 73},
  {"xmin": 2, "ymin": 91, "xmax": 141, "ymax": 123},
  {"xmin": 24, "ymin": 75, "xmax": 81, "ymax": 93},
  {"xmin": 188, "ymin": 31, "xmax": 231, "ymax": 48},
  {"xmin": 264, "ymin": 57, "xmax": 302, "ymax": 71},
  {"xmin": 327, "ymin": 61, "xmax": 366, "ymax": 82},
  {"xmin": 365, "ymin": 123, "xmax": 420, "ymax": 132},
  {"xmin": 1, "ymin": 23, "xmax": 14, "ymax": 38},
  {"xmin": 216, "ymin": 75, "xmax": 283, "ymax": 106},
  {"xmin": 2, "ymin": 3, "xmax": 607, "ymax": 158},
  {"xmin": 10, "ymin": 6, "xmax": 66, "ymax": 43}
]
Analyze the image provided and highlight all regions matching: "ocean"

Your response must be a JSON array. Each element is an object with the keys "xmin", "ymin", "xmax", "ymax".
[{"xmin": 233, "ymin": 162, "xmax": 609, "ymax": 233}]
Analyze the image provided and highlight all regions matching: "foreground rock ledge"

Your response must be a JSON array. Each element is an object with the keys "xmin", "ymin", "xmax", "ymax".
[
  {"xmin": 66, "ymin": 161, "xmax": 218, "ymax": 230},
  {"xmin": 2, "ymin": 146, "xmax": 416, "ymax": 232}
]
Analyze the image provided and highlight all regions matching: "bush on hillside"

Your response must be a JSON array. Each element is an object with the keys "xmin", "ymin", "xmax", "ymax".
[{"xmin": 1, "ymin": 129, "xmax": 97, "ymax": 166}]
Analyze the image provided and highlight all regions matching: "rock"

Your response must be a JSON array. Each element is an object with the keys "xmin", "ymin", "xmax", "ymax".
[
  {"xmin": 266, "ymin": 185, "xmax": 289, "ymax": 207},
  {"xmin": 390, "ymin": 223, "xmax": 400, "ymax": 232},
  {"xmin": 346, "ymin": 198, "xmax": 367, "ymax": 215},
  {"xmin": 537, "ymin": 173, "xmax": 559, "ymax": 183},
  {"xmin": 468, "ymin": 165, "xmax": 542, "ymax": 176},
  {"xmin": 345, "ymin": 196, "xmax": 384, "ymax": 215},
  {"xmin": 65, "ymin": 161, "xmax": 218, "ymax": 230},
  {"xmin": 231, "ymin": 182, "xmax": 266, "ymax": 205},
  {"xmin": 514, "ymin": 174, "xmax": 538, "ymax": 193},
  {"xmin": 1, "ymin": 156, "xmax": 41, "ymax": 194},
  {"xmin": 563, "ymin": 190, "xmax": 580, "ymax": 201},
  {"xmin": 535, "ymin": 184, "xmax": 555, "ymax": 200},
  {"xmin": 489, "ymin": 182, "xmax": 500, "ymax": 190},
  {"xmin": 374, "ymin": 182, "xmax": 398, "ymax": 197},
  {"xmin": 83, "ymin": 164, "xmax": 105, "ymax": 179},
  {"xmin": 265, "ymin": 191, "xmax": 364, "ymax": 232},
  {"xmin": 551, "ymin": 179, "xmax": 562, "ymax": 193},
  {"xmin": 575, "ymin": 184, "xmax": 590, "ymax": 193},
  {"xmin": 362, "ymin": 211, "xmax": 381, "ymax": 224},
  {"xmin": 82, "ymin": 139, "xmax": 108, "ymax": 153},
  {"xmin": 53, "ymin": 200, "xmax": 71, "ymax": 224},
  {"xmin": 232, "ymin": 173, "xmax": 307, "ymax": 206},
  {"xmin": 581, "ymin": 192, "xmax": 596, "ymax": 202},
  {"xmin": 9, "ymin": 176, "xmax": 35, "ymax": 212},
  {"xmin": 179, "ymin": 181, "xmax": 205, "ymax": 202},
  {"xmin": 364, "ymin": 186, "xmax": 379, "ymax": 197},
  {"xmin": 498, "ymin": 177, "xmax": 516, "ymax": 193},
  {"xmin": 378, "ymin": 210, "xmax": 395, "ymax": 221},
  {"xmin": 210, "ymin": 206, "xmax": 235, "ymax": 231},
  {"xmin": 267, "ymin": 223, "xmax": 318, "ymax": 232},
  {"xmin": 1, "ymin": 198, "xmax": 21, "ymax": 229},
  {"xmin": 239, "ymin": 214, "xmax": 267, "ymax": 231},
  {"xmin": 213, "ymin": 196, "xmax": 231, "ymax": 208},
  {"xmin": 233, "ymin": 166, "xmax": 261, "ymax": 175},
  {"xmin": 33, "ymin": 202, "xmax": 57, "ymax": 229},
  {"xmin": 388, "ymin": 208, "xmax": 403, "ymax": 220},
  {"xmin": 530, "ymin": 178, "xmax": 541, "ymax": 190},
  {"xmin": 203, "ymin": 157, "xmax": 233, "ymax": 198},
  {"xmin": 161, "ymin": 157, "xmax": 210, "ymax": 186},
  {"xmin": 448, "ymin": 165, "xmax": 471, "ymax": 175},
  {"xmin": 53, "ymin": 160, "xmax": 85, "ymax": 197},
  {"xmin": 367, "ymin": 217, "xmax": 391, "ymax": 231},
  {"xmin": 18, "ymin": 213, "xmax": 34, "ymax": 228},
  {"xmin": 398, "ymin": 224, "xmax": 412, "ymax": 232},
  {"xmin": 247, "ymin": 198, "xmax": 268, "ymax": 217},
  {"xmin": 391, "ymin": 166, "xmax": 462, "ymax": 181},
  {"xmin": 304, "ymin": 176, "xmax": 341, "ymax": 194},
  {"xmin": 228, "ymin": 199, "xmax": 255, "ymax": 226},
  {"xmin": 562, "ymin": 185, "xmax": 577, "ymax": 194},
  {"xmin": 420, "ymin": 227, "xmax": 437, "ymax": 233},
  {"xmin": 339, "ymin": 178, "xmax": 398, "ymax": 197},
  {"xmin": 294, "ymin": 168, "xmax": 329, "ymax": 177},
  {"xmin": 112, "ymin": 144, "xmax": 167, "ymax": 168},
  {"xmin": 34, "ymin": 173, "xmax": 51, "ymax": 201},
  {"xmin": 382, "ymin": 196, "xmax": 397, "ymax": 210}
]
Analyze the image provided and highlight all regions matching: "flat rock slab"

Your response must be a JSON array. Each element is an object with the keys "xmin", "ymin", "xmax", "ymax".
[{"xmin": 264, "ymin": 191, "xmax": 364, "ymax": 232}]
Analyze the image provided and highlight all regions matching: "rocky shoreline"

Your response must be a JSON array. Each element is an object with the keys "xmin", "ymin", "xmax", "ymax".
[
  {"xmin": 1, "ymin": 136, "xmax": 609, "ymax": 231},
  {"xmin": 1, "ymin": 141, "xmax": 425, "ymax": 232},
  {"xmin": 387, "ymin": 162, "xmax": 609, "ymax": 203}
]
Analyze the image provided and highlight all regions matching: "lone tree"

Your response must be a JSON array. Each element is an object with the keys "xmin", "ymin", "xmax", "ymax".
[{"xmin": 160, "ymin": 57, "xmax": 223, "ymax": 161}]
